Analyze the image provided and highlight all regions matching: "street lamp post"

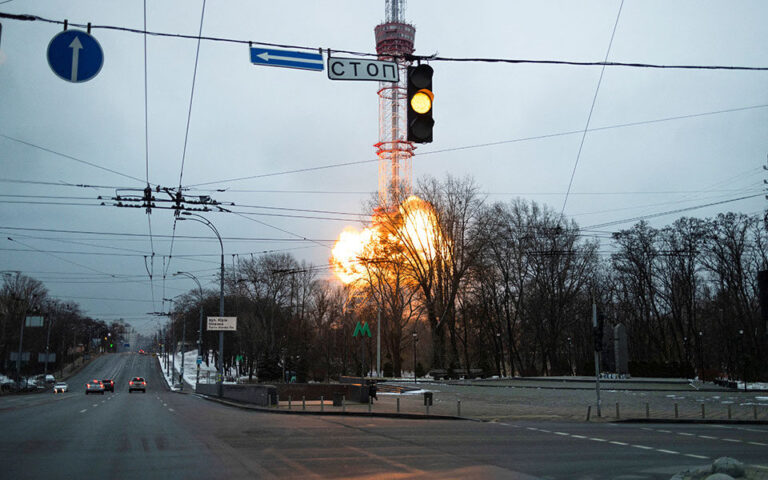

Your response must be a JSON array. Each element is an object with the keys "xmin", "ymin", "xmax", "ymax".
[
  {"xmin": 164, "ymin": 297, "xmax": 176, "ymax": 380},
  {"xmin": 739, "ymin": 329, "xmax": 747, "ymax": 391},
  {"xmin": 179, "ymin": 212, "xmax": 225, "ymax": 397},
  {"xmin": 412, "ymin": 331, "xmax": 418, "ymax": 384},
  {"xmin": 175, "ymin": 271, "xmax": 204, "ymax": 389}
]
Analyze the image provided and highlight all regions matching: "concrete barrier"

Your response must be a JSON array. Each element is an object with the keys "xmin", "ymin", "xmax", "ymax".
[{"xmin": 196, "ymin": 383, "xmax": 277, "ymax": 407}]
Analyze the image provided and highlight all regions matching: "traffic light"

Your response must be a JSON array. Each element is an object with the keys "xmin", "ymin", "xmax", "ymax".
[
  {"xmin": 593, "ymin": 325, "xmax": 603, "ymax": 352},
  {"xmin": 407, "ymin": 64, "xmax": 434, "ymax": 143}
]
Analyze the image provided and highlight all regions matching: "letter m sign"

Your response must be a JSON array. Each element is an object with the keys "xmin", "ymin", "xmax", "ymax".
[{"xmin": 352, "ymin": 321, "xmax": 372, "ymax": 338}]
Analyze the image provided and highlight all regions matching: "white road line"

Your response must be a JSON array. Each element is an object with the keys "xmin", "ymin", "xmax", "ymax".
[
  {"xmin": 79, "ymin": 409, "xmax": 87, "ymax": 413},
  {"xmin": 168, "ymin": 408, "xmax": 174, "ymax": 412},
  {"xmin": 571, "ymin": 435, "xmax": 587, "ymax": 439},
  {"xmin": 657, "ymin": 449, "xmax": 679, "ymax": 455},
  {"xmin": 590, "ymin": 438, "xmax": 607, "ymax": 442},
  {"xmin": 610, "ymin": 441, "xmax": 629, "ymax": 446},
  {"xmin": 658, "ymin": 430, "xmax": 672, "ymax": 434},
  {"xmin": 723, "ymin": 438, "xmax": 742, "ymax": 443},
  {"xmin": 677, "ymin": 432, "xmax": 694, "ymax": 436},
  {"xmin": 685, "ymin": 454, "xmax": 709, "ymax": 460},
  {"xmin": 92, "ymin": 404, "xmax": 98, "ymax": 407},
  {"xmin": 632, "ymin": 445, "xmax": 654, "ymax": 450},
  {"xmin": 539, "ymin": 429, "xmax": 551, "ymax": 433},
  {"xmin": 554, "ymin": 432, "xmax": 569, "ymax": 436},
  {"xmin": 748, "ymin": 441, "xmax": 767, "ymax": 446},
  {"xmin": 699, "ymin": 435, "xmax": 717, "ymax": 440}
]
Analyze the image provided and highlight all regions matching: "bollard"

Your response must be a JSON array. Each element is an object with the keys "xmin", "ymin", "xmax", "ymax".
[
  {"xmin": 368, "ymin": 397, "xmax": 372, "ymax": 413},
  {"xmin": 321, "ymin": 396, "xmax": 324, "ymax": 413},
  {"xmin": 728, "ymin": 404, "xmax": 732, "ymax": 420},
  {"xmin": 457, "ymin": 400, "xmax": 461, "ymax": 417},
  {"xmin": 397, "ymin": 397, "xmax": 400, "ymax": 413},
  {"xmin": 586, "ymin": 405, "xmax": 592, "ymax": 421},
  {"xmin": 616, "ymin": 402, "xmax": 620, "ymax": 419},
  {"xmin": 302, "ymin": 396, "xmax": 306, "ymax": 411},
  {"xmin": 675, "ymin": 403, "xmax": 679, "ymax": 419},
  {"xmin": 701, "ymin": 404, "xmax": 705, "ymax": 419},
  {"xmin": 342, "ymin": 395, "xmax": 346, "ymax": 413},
  {"xmin": 288, "ymin": 395, "xmax": 292, "ymax": 410},
  {"xmin": 426, "ymin": 402, "xmax": 430, "ymax": 416},
  {"xmin": 645, "ymin": 403, "xmax": 650, "ymax": 419}
]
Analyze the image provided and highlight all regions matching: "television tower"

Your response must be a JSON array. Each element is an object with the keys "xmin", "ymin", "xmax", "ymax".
[{"xmin": 374, "ymin": 0, "xmax": 415, "ymax": 207}]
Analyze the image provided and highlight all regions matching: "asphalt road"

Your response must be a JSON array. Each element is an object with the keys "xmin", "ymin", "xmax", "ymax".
[{"xmin": 1, "ymin": 353, "xmax": 766, "ymax": 479}]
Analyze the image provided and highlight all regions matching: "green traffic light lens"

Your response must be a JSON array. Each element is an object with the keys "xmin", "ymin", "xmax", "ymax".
[{"xmin": 411, "ymin": 89, "xmax": 433, "ymax": 114}]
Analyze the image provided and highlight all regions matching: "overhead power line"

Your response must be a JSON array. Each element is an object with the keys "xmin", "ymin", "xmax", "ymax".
[
  {"xmin": 2, "ymin": 12, "xmax": 767, "ymax": 71},
  {"xmin": 584, "ymin": 193, "xmax": 763, "ymax": 230},
  {"xmin": 188, "ymin": 103, "xmax": 768, "ymax": 187}
]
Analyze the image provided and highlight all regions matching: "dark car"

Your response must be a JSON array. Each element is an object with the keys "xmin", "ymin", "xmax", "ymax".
[
  {"xmin": 101, "ymin": 379, "xmax": 114, "ymax": 392},
  {"xmin": 128, "ymin": 377, "xmax": 146, "ymax": 393},
  {"xmin": 85, "ymin": 379, "xmax": 105, "ymax": 395}
]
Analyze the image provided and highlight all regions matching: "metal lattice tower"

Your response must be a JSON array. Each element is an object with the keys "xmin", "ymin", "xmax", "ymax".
[{"xmin": 374, "ymin": 0, "xmax": 415, "ymax": 207}]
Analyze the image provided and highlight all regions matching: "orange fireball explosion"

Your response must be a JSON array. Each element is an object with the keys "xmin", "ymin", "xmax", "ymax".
[{"xmin": 330, "ymin": 196, "xmax": 442, "ymax": 285}]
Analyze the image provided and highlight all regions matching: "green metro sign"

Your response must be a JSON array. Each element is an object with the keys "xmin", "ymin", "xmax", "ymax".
[{"xmin": 352, "ymin": 321, "xmax": 372, "ymax": 338}]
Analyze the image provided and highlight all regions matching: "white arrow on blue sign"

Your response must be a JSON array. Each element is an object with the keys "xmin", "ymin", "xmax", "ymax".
[
  {"xmin": 250, "ymin": 47, "xmax": 323, "ymax": 72},
  {"xmin": 47, "ymin": 30, "xmax": 104, "ymax": 83}
]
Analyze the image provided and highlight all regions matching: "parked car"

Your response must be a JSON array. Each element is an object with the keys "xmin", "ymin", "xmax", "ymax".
[
  {"xmin": 128, "ymin": 377, "xmax": 146, "ymax": 393},
  {"xmin": 85, "ymin": 379, "xmax": 105, "ymax": 395},
  {"xmin": 53, "ymin": 382, "xmax": 68, "ymax": 393},
  {"xmin": 101, "ymin": 379, "xmax": 115, "ymax": 392}
]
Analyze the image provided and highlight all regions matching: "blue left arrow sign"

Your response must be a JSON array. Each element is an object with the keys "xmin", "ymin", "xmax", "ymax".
[
  {"xmin": 250, "ymin": 47, "xmax": 323, "ymax": 72},
  {"xmin": 47, "ymin": 30, "xmax": 104, "ymax": 83}
]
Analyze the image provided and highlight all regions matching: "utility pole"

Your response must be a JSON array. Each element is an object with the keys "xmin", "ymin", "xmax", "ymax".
[
  {"xmin": 44, "ymin": 315, "xmax": 54, "ymax": 377},
  {"xmin": 376, "ymin": 307, "xmax": 381, "ymax": 377},
  {"xmin": 593, "ymin": 300, "xmax": 602, "ymax": 417}
]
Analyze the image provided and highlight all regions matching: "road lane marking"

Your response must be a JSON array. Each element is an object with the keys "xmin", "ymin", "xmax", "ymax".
[
  {"xmin": 92, "ymin": 404, "xmax": 98, "ymax": 407},
  {"xmin": 80, "ymin": 409, "xmax": 87, "ymax": 413},
  {"xmin": 723, "ymin": 438, "xmax": 742, "ymax": 443},
  {"xmin": 610, "ymin": 441, "xmax": 629, "ymax": 446},
  {"xmin": 589, "ymin": 438, "xmax": 607, "ymax": 442},
  {"xmin": 571, "ymin": 435, "xmax": 587, "ymax": 439},
  {"xmin": 685, "ymin": 454, "xmax": 709, "ymax": 459},
  {"xmin": 699, "ymin": 435, "xmax": 717, "ymax": 440},
  {"xmin": 748, "ymin": 441, "xmax": 767, "ymax": 446},
  {"xmin": 657, "ymin": 449, "xmax": 679, "ymax": 455},
  {"xmin": 677, "ymin": 432, "xmax": 694, "ymax": 436},
  {"xmin": 168, "ymin": 408, "xmax": 175, "ymax": 412},
  {"xmin": 554, "ymin": 432, "xmax": 569, "ymax": 436},
  {"xmin": 632, "ymin": 445, "xmax": 654, "ymax": 450}
]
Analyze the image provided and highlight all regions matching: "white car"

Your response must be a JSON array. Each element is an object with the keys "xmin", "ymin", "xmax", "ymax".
[{"xmin": 53, "ymin": 382, "xmax": 68, "ymax": 393}]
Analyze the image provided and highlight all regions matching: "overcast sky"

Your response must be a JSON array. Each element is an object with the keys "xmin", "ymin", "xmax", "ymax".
[{"xmin": 1, "ymin": 1, "xmax": 766, "ymax": 335}]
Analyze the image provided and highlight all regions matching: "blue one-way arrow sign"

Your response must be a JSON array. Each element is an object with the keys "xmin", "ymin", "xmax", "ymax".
[
  {"xmin": 47, "ymin": 30, "xmax": 104, "ymax": 83},
  {"xmin": 250, "ymin": 47, "xmax": 323, "ymax": 72}
]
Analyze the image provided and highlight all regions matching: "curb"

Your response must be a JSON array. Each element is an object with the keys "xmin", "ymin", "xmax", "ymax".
[
  {"xmin": 194, "ymin": 393, "xmax": 468, "ymax": 421},
  {"xmin": 615, "ymin": 418, "xmax": 768, "ymax": 425}
]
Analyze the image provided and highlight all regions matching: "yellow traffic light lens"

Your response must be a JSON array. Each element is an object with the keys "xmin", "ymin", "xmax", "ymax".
[{"xmin": 411, "ymin": 89, "xmax": 433, "ymax": 114}]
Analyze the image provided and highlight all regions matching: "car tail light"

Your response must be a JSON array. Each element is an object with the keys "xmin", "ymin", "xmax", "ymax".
[{"xmin": 142, "ymin": 382, "xmax": 146, "ymax": 385}]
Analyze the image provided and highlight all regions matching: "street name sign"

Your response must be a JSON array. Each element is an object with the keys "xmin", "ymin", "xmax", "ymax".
[
  {"xmin": 250, "ymin": 47, "xmax": 323, "ymax": 72},
  {"xmin": 328, "ymin": 57, "xmax": 399, "ymax": 82},
  {"xmin": 207, "ymin": 316, "xmax": 237, "ymax": 331},
  {"xmin": 47, "ymin": 29, "xmax": 104, "ymax": 83},
  {"xmin": 25, "ymin": 316, "xmax": 44, "ymax": 327}
]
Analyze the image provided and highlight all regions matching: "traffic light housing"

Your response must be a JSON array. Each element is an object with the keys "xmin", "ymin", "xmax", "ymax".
[{"xmin": 407, "ymin": 64, "xmax": 434, "ymax": 143}]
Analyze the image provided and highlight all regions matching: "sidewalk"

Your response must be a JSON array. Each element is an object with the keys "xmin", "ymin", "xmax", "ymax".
[{"xmin": 188, "ymin": 377, "xmax": 768, "ymax": 424}]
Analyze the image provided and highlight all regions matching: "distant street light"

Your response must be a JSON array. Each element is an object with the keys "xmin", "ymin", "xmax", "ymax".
[
  {"xmin": 178, "ymin": 212, "xmax": 225, "ymax": 397},
  {"xmin": 175, "ymin": 271, "xmax": 204, "ymax": 388}
]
